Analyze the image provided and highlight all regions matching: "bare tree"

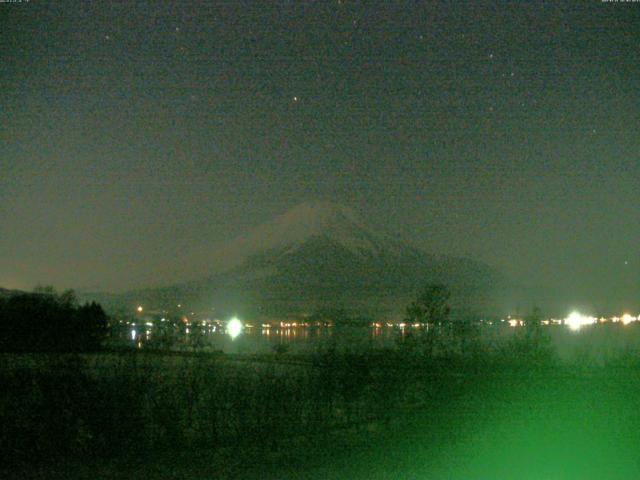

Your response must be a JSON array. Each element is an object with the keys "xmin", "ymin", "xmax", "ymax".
[{"xmin": 405, "ymin": 284, "xmax": 451, "ymax": 328}]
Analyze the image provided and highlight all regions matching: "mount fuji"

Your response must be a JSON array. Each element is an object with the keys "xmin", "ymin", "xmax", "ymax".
[{"xmin": 92, "ymin": 202, "xmax": 510, "ymax": 320}]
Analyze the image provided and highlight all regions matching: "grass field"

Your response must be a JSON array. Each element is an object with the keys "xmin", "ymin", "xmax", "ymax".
[{"xmin": 3, "ymin": 326, "xmax": 640, "ymax": 479}]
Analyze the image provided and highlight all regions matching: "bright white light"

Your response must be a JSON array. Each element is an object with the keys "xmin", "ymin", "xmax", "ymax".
[
  {"xmin": 131, "ymin": 329, "xmax": 137, "ymax": 340},
  {"xmin": 565, "ymin": 311, "xmax": 596, "ymax": 331},
  {"xmin": 136, "ymin": 306, "xmax": 143, "ymax": 313},
  {"xmin": 227, "ymin": 317, "xmax": 243, "ymax": 339},
  {"xmin": 621, "ymin": 314, "xmax": 636, "ymax": 326}
]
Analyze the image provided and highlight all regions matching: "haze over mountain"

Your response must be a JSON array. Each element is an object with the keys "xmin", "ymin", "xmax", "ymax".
[{"xmin": 86, "ymin": 202, "xmax": 516, "ymax": 320}]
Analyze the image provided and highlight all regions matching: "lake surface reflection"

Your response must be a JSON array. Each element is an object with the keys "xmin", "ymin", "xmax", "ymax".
[
  {"xmin": 119, "ymin": 324, "xmax": 402, "ymax": 354},
  {"xmin": 113, "ymin": 320, "xmax": 640, "ymax": 362},
  {"xmin": 235, "ymin": 325, "xmax": 400, "ymax": 354}
]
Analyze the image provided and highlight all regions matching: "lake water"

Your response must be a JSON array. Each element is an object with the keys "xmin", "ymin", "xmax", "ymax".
[
  {"xmin": 121, "ymin": 325, "xmax": 400, "ymax": 354},
  {"xmin": 117, "ymin": 322, "xmax": 640, "ymax": 362}
]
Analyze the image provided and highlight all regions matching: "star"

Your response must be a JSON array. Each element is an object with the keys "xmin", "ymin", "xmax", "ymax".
[{"xmin": 293, "ymin": 96, "xmax": 299, "ymax": 102}]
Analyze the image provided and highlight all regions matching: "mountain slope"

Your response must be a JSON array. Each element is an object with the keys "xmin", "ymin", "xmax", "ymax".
[{"xmin": 89, "ymin": 202, "xmax": 511, "ymax": 319}]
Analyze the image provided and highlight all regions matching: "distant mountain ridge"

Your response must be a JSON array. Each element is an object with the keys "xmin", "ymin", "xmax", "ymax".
[{"xmin": 86, "ymin": 202, "xmax": 513, "ymax": 320}]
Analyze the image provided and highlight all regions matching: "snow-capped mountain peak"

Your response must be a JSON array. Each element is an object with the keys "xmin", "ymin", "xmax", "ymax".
[
  {"xmin": 88, "ymin": 201, "xmax": 506, "ymax": 318},
  {"xmin": 234, "ymin": 201, "xmax": 402, "ymax": 259}
]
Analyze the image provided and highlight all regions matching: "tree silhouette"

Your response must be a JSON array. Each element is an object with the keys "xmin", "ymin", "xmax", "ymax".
[
  {"xmin": 402, "ymin": 284, "xmax": 452, "ymax": 356},
  {"xmin": 523, "ymin": 306, "xmax": 552, "ymax": 363},
  {"xmin": 405, "ymin": 284, "xmax": 451, "ymax": 328},
  {"xmin": 0, "ymin": 287, "xmax": 108, "ymax": 352},
  {"xmin": 503, "ymin": 306, "xmax": 553, "ymax": 367}
]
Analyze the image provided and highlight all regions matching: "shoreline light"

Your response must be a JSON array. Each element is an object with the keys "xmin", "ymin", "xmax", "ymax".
[
  {"xmin": 621, "ymin": 314, "xmax": 636, "ymax": 326},
  {"xmin": 227, "ymin": 317, "xmax": 243, "ymax": 339},
  {"xmin": 565, "ymin": 311, "xmax": 596, "ymax": 331}
]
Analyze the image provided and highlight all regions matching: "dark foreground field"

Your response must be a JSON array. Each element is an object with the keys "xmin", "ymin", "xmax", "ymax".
[{"xmin": 3, "ymin": 349, "xmax": 640, "ymax": 479}]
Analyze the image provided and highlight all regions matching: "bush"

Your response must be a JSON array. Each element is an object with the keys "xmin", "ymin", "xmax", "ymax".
[{"xmin": 0, "ymin": 290, "xmax": 108, "ymax": 353}]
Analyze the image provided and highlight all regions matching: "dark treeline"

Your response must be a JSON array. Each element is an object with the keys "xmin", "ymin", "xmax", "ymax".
[{"xmin": 0, "ymin": 287, "xmax": 108, "ymax": 353}]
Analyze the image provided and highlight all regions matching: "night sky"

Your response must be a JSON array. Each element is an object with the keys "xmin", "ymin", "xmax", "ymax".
[{"xmin": 2, "ymin": 1, "xmax": 639, "ymax": 312}]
